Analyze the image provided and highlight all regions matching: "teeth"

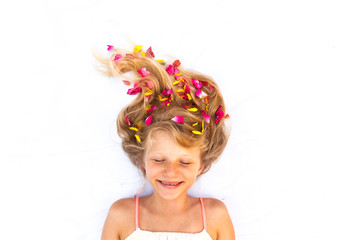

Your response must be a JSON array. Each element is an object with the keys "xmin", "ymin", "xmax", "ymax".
[{"xmin": 161, "ymin": 181, "xmax": 181, "ymax": 186}]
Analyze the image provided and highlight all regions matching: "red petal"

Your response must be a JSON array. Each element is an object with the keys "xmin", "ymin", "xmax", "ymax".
[
  {"xmin": 123, "ymin": 80, "xmax": 131, "ymax": 86},
  {"xmin": 173, "ymin": 59, "xmax": 181, "ymax": 68},
  {"xmin": 215, "ymin": 105, "xmax": 224, "ymax": 124},
  {"xmin": 146, "ymin": 47, "xmax": 155, "ymax": 58},
  {"xmin": 161, "ymin": 87, "xmax": 173, "ymax": 95}
]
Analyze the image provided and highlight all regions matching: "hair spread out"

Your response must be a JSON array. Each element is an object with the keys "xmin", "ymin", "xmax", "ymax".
[{"xmin": 93, "ymin": 45, "xmax": 230, "ymax": 175}]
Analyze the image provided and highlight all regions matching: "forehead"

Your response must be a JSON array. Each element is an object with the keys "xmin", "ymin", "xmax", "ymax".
[{"xmin": 145, "ymin": 131, "xmax": 200, "ymax": 157}]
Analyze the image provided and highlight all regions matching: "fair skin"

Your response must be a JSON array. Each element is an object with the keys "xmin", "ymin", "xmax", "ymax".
[{"xmin": 101, "ymin": 131, "xmax": 235, "ymax": 240}]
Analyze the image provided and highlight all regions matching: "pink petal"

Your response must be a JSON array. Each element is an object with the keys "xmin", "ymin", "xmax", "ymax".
[
  {"xmin": 107, "ymin": 45, "xmax": 114, "ymax": 51},
  {"xmin": 145, "ymin": 115, "xmax": 153, "ymax": 125},
  {"xmin": 114, "ymin": 54, "xmax": 123, "ymax": 63},
  {"xmin": 209, "ymin": 85, "xmax": 214, "ymax": 92},
  {"xmin": 202, "ymin": 110, "xmax": 210, "ymax": 123},
  {"xmin": 184, "ymin": 84, "xmax": 190, "ymax": 94},
  {"xmin": 146, "ymin": 105, "xmax": 157, "ymax": 113},
  {"xmin": 137, "ymin": 68, "xmax": 147, "ymax": 77},
  {"xmin": 127, "ymin": 87, "xmax": 142, "ymax": 95},
  {"xmin": 172, "ymin": 116, "xmax": 184, "ymax": 123},
  {"xmin": 125, "ymin": 116, "xmax": 131, "ymax": 126},
  {"xmin": 195, "ymin": 88, "xmax": 202, "ymax": 98},
  {"xmin": 215, "ymin": 105, "xmax": 224, "ymax": 124},
  {"xmin": 174, "ymin": 76, "xmax": 181, "ymax": 80},
  {"xmin": 145, "ymin": 80, "xmax": 154, "ymax": 89},
  {"xmin": 166, "ymin": 64, "xmax": 174, "ymax": 75},
  {"xmin": 161, "ymin": 87, "xmax": 173, "ymax": 95},
  {"xmin": 191, "ymin": 79, "xmax": 202, "ymax": 89},
  {"xmin": 174, "ymin": 67, "xmax": 179, "ymax": 75}
]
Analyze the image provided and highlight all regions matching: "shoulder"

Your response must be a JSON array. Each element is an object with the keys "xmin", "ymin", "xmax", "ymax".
[
  {"xmin": 101, "ymin": 198, "xmax": 136, "ymax": 240},
  {"xmin": 202, "ymin": 198, "xmax": 235, "ymax": 240}
]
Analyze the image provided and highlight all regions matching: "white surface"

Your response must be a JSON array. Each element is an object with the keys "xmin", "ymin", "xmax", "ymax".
[{"xmin": 1, "ymin": 0, "xmax": 360, "ymax": 239}]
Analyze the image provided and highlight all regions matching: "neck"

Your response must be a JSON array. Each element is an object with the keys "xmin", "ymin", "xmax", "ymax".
[{"xmin": 148, "ymin": 192, "xmax": 190, "ymax": 214}]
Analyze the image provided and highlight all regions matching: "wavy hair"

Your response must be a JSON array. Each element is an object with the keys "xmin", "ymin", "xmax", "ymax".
[{"xmin": 93, "ymin": 46, "xmax": 230, "ymax": 175}]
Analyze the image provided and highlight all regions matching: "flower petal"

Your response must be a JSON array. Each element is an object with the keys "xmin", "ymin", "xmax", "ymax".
[
  {"xmin": 146, "ymin": 47, "xmax": 155, "ymax": 58},
  {"xmin": 191, "ymin": 79, "xmax": 202, "ymax": 89},
  {"xmin": 187, "ymin": 108, "xmax": 198, "ymax": 112},
  {"xmin": 215, "ymin": 105, "xmax": 225, "ymax": 124},
  {"xmin": 130, "ymin": 127, "xmax": 139, "ymax": 131},
  {"xmin": 166, "ymin": 64, "xmax": 174, "ymax": 75},
  {"xmin": 195, "ymin": 88, "xmax": 202, "ymax": 98},
  {"xmin": 173, "ymin": 59, "xmax": 181, "ymax": 68},
  {"xmin": 172, "ymin": 116, "xmax": 184, "ymax": 123},
  {"xmin": 137, "ymin": 68, "xmax": 147, "ymax": 77},
  {"xmin": 133, "ymin": 45, "xmax": 143, "ymax": 53},
  {"xmin": 125, "ymin": 116, "xmax": 131, "ymax": 126},
  {"xmin": 192, "ymin": 130, "xmax": 202, "ymax": 135},
  {"xmin": 161, "ymin": 87, "xmax": 173, "ymax": 95},
  {"xmin": 107, "ymin": 45, "xmax": 114, "ymax": 51},
  {"xmin": 145, "ymin": 115, "xmax": 153, "ymax": 125},
  {"xmin": 145, "ymin": 80, "xmax": 154, "ymax": 89},
  {"xmin": 225, "ymin": 114, "xmax": 230, "ymax": 119},
  {"xmin": 146, "ymin": 105, "xmax": 157, "ymax": 113},
  {"xmin": 135, "ymin": 134, "xmax": 141, "ymax": 142},
  {"xmin": 123, "ymin": 80, "xmax": 131, "ymax": 86},
  {"xmin": 202, "ymin": 110, "xmax": 210, "ymax": 123},
  {"xmin": 127, "ymin": 87, "xmax": 142, "ymax": 95},
  {"xmin": 114, "ymin": 54, "xmax": 123, "ymax": 63}
]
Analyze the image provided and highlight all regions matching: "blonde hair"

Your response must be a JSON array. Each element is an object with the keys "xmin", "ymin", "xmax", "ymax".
[{"xmin": 93, "ymin": 46, "xmax": 230, "ymax": 175}]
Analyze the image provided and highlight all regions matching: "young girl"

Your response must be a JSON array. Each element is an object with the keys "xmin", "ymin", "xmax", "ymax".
[{"xmin": 94, "ymin": 44, "xmax": 235, "ymax": 240}]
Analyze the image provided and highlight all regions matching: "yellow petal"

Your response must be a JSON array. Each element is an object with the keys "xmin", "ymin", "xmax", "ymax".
[
  {"xmin": 187, "ymin": 108, "xmax": 198, "ymax": 112},
  {"xmin": 173, "ymin": 80, "xmax": 180, "ymax": 85},
  {"xmin": 192, "ymin": 131, "xmax": 202, "ymax": 135},
  {"xmin": 176, "ymin": 89, "xmax": 185, "ymax": 92},
  {"xmin": 130, "ymin": 127, "xmax": 139, "ymax": 131},
  {"xmin": 135, "ymin": 134, "xmax": 141, "ymax": 142},
  {"xmin": 187, "ymin": 94, "xmax": 192, "ymax": 100},
  {"xmin": 192, "ymin": 122, "xmax": 199, "ymax": 126},
  {"xmin": 156, "ymin": 59, "xmax": 164, "ymax": 63},
  {"xmin": 202, "ymin": 121, "xmax": 204, "ymax": 132},
  {"xmin": 133, "ymin": 45, "xmax": 143, "ymax": 53}
]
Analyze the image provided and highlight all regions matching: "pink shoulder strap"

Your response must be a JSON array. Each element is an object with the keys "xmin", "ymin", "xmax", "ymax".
[
  {"xmin": 135, "ymin": 196, "xmax": 139, "ymax": 229},
  {"xmin": 199, "ymin": 197, "xmax": 207, "ymax": 229}
]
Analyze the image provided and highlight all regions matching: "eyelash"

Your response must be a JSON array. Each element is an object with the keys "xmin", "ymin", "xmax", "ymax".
[{"xmin": 152, "ymin": 159, "xmax": 191, "ymax": 165}]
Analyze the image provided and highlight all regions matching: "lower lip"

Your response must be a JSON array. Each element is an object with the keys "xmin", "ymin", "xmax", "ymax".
[{"xmin": 157, "ymin": 180, "xmax": 183, "ymax": 189}]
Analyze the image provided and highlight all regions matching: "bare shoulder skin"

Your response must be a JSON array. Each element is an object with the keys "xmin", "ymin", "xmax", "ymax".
[
  {"xmin": 203, "ymin": 198, "xmax": 236, "ymax": 240},
  {"xmin": 101, "ymin": 198, "xmax": 136, "ymax": 240}
]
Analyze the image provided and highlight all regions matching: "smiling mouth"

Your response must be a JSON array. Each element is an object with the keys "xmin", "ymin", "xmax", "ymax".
[{"xmin": 157, "ymin": 180, "xmax": 184, "ymax": 187}]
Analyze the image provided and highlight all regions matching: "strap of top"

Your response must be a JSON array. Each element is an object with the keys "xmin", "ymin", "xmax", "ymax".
[
  {"xmin": 135, "ymin": 196, "xmax": 139, "ymax": 229},
  {"xmin": 199, "ymin": 197, "xmax": 207, "ymax": 229},
  {"xmin": 135, "ymin": 196, "xmax": 207, "ymax": 230}
]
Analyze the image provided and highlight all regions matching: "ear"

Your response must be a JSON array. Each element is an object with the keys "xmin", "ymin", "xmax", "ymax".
[{"xmin": 197, "ymin": 164, "xmax": 205, "ymax": 176}]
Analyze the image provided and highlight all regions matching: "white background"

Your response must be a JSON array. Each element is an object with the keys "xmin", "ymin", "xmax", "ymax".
[{"xmin": 1, "ymin": 0, "xmax": 360, "ymax": 239}]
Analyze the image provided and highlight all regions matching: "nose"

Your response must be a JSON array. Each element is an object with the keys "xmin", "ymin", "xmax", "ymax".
[{"xmin": 163, "ymin": 162, "xmax": 179, "ymax": 177}]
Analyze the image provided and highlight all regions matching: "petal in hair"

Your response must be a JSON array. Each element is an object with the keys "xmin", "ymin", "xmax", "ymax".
[
  {"xmin": 146, "ymin": 47, "xmax": 155, "ymax": 58},
  {"xmin": 127, "ymin": 87, "xmax": 142, "ymax": 95},
  {"xmin": 130, "ymin": 127, "xmax": 139, "ymax": 131},
  {"xmin": 137, "ymin": 68, "xmax": 148, "ymax": 77},
  {"xmin": 125, "ymin": 116, "xmax": 131, "ymax": 126},
  {"xmin": 192, "ymin": 122, "xmax": 199, "ymax": 126},
  {"xmin": 107, "ymin": 45, "xmax": 114, "ymax": 51},
  {"xmin": 145, "ymin": 80, "xmax": 154, "ymax": 89},
  {"xmin": 145, "ymin": 115, "xmax": 153, "ymax": 125},
  {"xmin": 133, "ymin": 45, "xmax": 143, "ymax": 53},
  {"xmin": 172, "ymin": 116, "xmax": 184, "ymax": 123},
  {"xmin": 202, "ymin": 110, "xmax": 210, "ymax": 123},
  {"xmin": 209, "ymin": 85, "xmax": 215, "ymax": 92},
  {"xmin": 215, "ymin": 105, "xmax": 225, "ymax": 124},
  {"xmin": 173, "ymin": 59, "xmax": 181, "ymax": 68},
  {"xmin": 161, "ymin": 87, "xmax": 173, "ymax": 95},
  {"xmin": 191, "ymin": 79, "xmax": 202, "ymax": 89},
  {"xmin": 166, "ymin": 64, "xmax": 174, "ymax": 75},
  {"xmin": 195, "ymin": 88, "xmax": 202, "ymax": 98},
  {"xmin": 192, "ymin": 130, "xmax": 202, "ymax": 135},
  {"xmin": 135, "ymin": 134, "xmax": 141, "ymax": 142},
  {"xmin": 114, "ymin": 54, "xmax": 123, "ymax": 63},
  {"xmin": 123, "ymin": 80, "xmax": 131, "ymax": 86},
  {"xmin": 146, "ymin": 105, "xmax": 157, "ymax": 113},
  {"xmin": 187, "ymin": 108, "xmax": 198, "ymax": 112}
]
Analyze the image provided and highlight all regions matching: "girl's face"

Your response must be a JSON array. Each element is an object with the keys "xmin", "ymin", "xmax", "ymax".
[{"xmin": 143, "ymin": 131, "xmax": 204, "ymax": 200}]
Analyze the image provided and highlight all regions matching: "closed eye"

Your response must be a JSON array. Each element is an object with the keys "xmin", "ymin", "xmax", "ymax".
[
  {"xmin": 153, "ymin": 159, "xmax": 165, "ymax": 163},
  {"xmin": 180, "ymin": 161, "xmax": 191, "ymax": 165}
]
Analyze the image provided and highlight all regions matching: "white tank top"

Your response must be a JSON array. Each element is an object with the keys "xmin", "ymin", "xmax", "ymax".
[{"xmin": 125, "ymin": 196, "xmax": 213, "ymax": 240}]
